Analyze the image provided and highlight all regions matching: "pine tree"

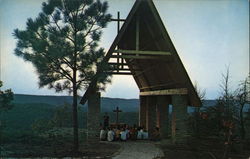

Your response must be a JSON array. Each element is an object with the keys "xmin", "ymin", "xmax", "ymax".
[{"xmin": 13, "ymin": 0, "xmax": 112, "ymax": 152}]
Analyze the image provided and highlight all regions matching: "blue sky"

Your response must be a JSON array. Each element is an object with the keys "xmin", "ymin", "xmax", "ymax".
[{"xmin": 0, "ymin": 0, "xmax": 249, "ymax": 100}]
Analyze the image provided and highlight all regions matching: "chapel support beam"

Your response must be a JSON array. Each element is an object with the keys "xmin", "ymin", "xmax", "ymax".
[
  {"xmin": 114, "ymin": 49, "xmax": 171, "ymax": 56},
  {"xmin": 171, "ymin": 95, "xmax": 188, "ymax": 143},
  {"xmin": 156, "ymin": 96, "xmax": 170, "ymax": 139},
  {"xmin": 140, "ymin": 88, "xmax": 188, "ymax": 96},
  {"xmin": 139, "ymin": 96, "xmax": 147, "ymax": 127},
  {"xmin": 87, "ymin": 91, "xmax": 101, "ymax": 142},
  {"xmin": 146, "ymin": 96, "xmax": 157, "ymax": 139}
]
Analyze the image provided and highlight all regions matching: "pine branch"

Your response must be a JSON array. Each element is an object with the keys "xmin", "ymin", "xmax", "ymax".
[
  {"xmin": 82, "ymin": 11, "xmax": 102, "ymax": 39},
  {"xmin": 49, "ymin": 14, "xmax": 75, "ymax": 44},
  {"xmin": 35, "ymin": 48, "xmax": 73, "ymax": 81},
  {"xmin": 80, "ymin": 3, "xmax": 87, "ymax": 15},
  {"xmin": 83, "ymin": 19, "xmax": 95, "ymax": 38},
  {"xmin": 33, "ymin": 30, "xmax": 74, "ymax": 76},
  {"xmin": 53, "ymin": 62, "xmax": 73, "ymax": 81},
  {"xmin": 62, "ymin": 57, "xmax": 74, "ymax": 69},
  {"xmin": 77, "ymin": 39, "xmax": 94, "ymax": 55},
  {"xmin": 62, "ymin": 0, "xmax": 76, "ymax": 33}
]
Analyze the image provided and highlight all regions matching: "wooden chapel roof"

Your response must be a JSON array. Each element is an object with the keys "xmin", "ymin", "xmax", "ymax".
[{"xmin": 80, "ymin": 0, "xmax": 202, "ymax": 107}]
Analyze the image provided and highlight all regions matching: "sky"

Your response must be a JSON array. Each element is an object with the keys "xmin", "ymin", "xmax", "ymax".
[{"xmin": 0, "ymin": 0, "xmax": 249, "ymax": 100}]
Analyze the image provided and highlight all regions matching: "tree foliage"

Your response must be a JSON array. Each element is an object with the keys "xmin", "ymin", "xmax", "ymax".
[
  {"xmin": 13, "ymin": 0, "xmax": 112, "ymax": 93},
  {"xmin": 52, "ymin": 103, "xmax": 72, "ymax": 128},
  {"xmin": 194, "ymin": 81, "xmax": 206, "ymax": 102},
  {"xmin": 13, "ymin": 0, "xmax": 112, "ymax": 151},
  {"xmin": 0, "ymin": 81, "xmax": 14, "ymax": 112},
  {"xmin": 234, "ymin": 75, "xmax": 250, "ymax": 139},
  {"xmin": 189, "ymin": 68, "xmax": 250, "ymax": 141}
]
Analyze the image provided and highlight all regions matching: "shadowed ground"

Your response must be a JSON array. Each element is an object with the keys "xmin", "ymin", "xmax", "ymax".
[{"xmin": 110, "ymin": 140, "xmax": 164, "ymax": 159}]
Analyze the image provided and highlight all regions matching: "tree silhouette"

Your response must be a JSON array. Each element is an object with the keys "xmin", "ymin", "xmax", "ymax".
[
  {"xmin": 0, "ymin": 81, "xmax": 14, "ymax": 112},
  {"xmin": 235, "ymin": 75, "xmax": 250, "ymax": 139},
  {"xmin": 13, "ymin": 0, "xmax": 112, "ymax": 152}
]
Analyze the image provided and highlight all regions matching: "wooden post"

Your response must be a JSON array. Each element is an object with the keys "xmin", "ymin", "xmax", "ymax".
[
  {"xmin": 171, "ymin": 95, "xmax": 188, "ymax": 143},
  {"xmin": 156, "ymin": 96, "xmax": 170, "ymax": 139},
  {"xmin": 139, "ymin": 96, "xmax": 147, "ymax": 127},
  {"xmin": 87, "ymin": 91, "xmax": 101, "ymax": 142},
  {"xmin": 136, "ymin": 14, "xmax": 140, "ymax": 54},
  {"xmin": 146, "ymin": 96, "xmax": 157, "ymax": 138},
  {"xmin": 116, "ymin": 11, "xmax": 121, "ymax": 72},
  {"xmin": 171, "ymin": 112, "xmax": 176, "ymax": 143}
]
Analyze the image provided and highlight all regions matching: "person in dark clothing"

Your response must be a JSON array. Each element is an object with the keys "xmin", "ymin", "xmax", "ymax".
[{"xmin": 103, "ymin": 112, "xmax": 109, "ymax": 128}]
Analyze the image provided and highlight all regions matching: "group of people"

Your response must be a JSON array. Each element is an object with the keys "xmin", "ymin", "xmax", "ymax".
[
  {"xmin": 100, "ymin": 124, "xmax": 161, "ymax": 142},
  {"xmin": 100, "ymin": 113, "xmax": 160, "ymax": 142}
]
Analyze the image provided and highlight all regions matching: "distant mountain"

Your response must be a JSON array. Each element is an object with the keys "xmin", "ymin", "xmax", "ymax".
[
  {"xmin": 101, "ymin": 97, "xmax": 139, "ymax": 112},
  {"xmin": 13, "ymin": 94, "xmax": 73, "ymax": 106},
  {"xmin": 13, "ymin": 94, "xmax": 139, "ymax": 112},
  {"xmin": 13, "ymin": 94, "xmax": 220, "ymax": 113}
]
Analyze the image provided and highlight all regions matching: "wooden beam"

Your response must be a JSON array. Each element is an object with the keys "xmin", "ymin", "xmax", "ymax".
[
  {"xmin": 111, "ymin": 55, "xmax": 167, "ymax": 60},
  {"xmin": 110, "ymin": 68, "xmax": 130, "ymax": 71},
  {"xmin": 111, "ymin": 18, "xmax": 126, "ymax": 22},
  {"xmin": 140, "ymin": 82, "xmax": 177, "ymax": 90},
  {"xmin": 136, "ymin": 15, "xmax": 140, "ymax": 51},
  {"xmin": 110, "ymin": 68, "xmax": 141, "ymax": 71},
  {"xmin": 117, "ymin": 11, "xmax": 120, "ymax": 33},
  {"xmin": 125, "ymin": 59, "xmax": 143, "ymax": 88},
  {"xmin": 140, "ymin": 88, "xmax": 188, "ymax": 96},
  {"xmin": 110, "ymin": 72, "xmax": 132, "ymax": 75},
  {"xmin": 114, "ymin": 49, "xmax": 171, "ymax": 55},
  {"xmin": 133, "ymin": 63, "xmax": 161, "ymax": 77},
  {"xmin": 108, "ymin": 62, "xmax": 128, "ymax": 66}
]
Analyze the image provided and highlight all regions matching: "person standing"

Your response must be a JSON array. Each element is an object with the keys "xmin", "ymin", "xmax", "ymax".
[{"xmin": 103, "ymin": 112, "xmax": 109, "ymax": 128}]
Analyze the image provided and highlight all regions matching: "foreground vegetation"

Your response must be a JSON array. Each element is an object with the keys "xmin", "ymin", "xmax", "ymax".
[
  {"xmin": 1, "ymin": 128, "xmax": 120, "ymax": 158},
  {"xmin": 159, "ymin": 136, "xmax": 250, "ymax": 159},
  {"xmin": 1, "ymin": 71, "xmax": 249, "ymax": 158},
  {"xmin": 0, "ymin": 101, "xmax": 136, "ymax": 157}
]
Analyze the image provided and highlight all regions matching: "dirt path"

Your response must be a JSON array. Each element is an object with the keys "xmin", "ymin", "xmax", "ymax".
[{"xmin": 112, "ymin": 141, "xmax": 164, "ymax": 159}]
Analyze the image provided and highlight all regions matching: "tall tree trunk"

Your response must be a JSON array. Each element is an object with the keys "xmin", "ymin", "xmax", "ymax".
[
  {"xmin": 72, "ymin": 69, "xmax": 79, "ymax": 152},
  {"xmin": 73, "ymin": 18, "xmax": 79, "ymax": 152}
]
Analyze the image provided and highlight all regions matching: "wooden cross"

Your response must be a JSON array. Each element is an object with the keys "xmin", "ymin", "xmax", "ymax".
[
  {"xmin": 111, "ymin": 11, "xmax": 125, "ymax": 34},
  {"xmin": 111, "ymin": 11, "xmax": 126, "ymax": 71},
  {"xmin": 113, "ymin": 106, "xmax": 122, "ymax": 124}
]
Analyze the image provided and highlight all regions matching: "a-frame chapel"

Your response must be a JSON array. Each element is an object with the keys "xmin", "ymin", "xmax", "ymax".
[{"xmin": 80, "ymin": 0, "xmax": 201, "ymax": 142}]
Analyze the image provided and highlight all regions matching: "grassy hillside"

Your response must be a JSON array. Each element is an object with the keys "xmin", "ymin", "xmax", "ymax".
[
  {"xmin": 0, "ymin": 103, "xmax": 138, "ymax": 131},
  {"xmin": 1, "ymin": 94, "xmax": 140, "ymax": 131},
  {"xmin": 0, "ymin": 103, "xmax": 56, "ymax": 130},
  {"xmin": 1, "ymin": 94, "xmax": 226, "ymax": 131}
]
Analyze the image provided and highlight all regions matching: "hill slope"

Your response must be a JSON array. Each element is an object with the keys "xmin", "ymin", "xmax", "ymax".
[
  {"xmin": 13, "ymin": 94, "xmax": 139, "ymax": 112},
  {"xmin": 5, "ymin": 94, "xmax": 250, "ymax": 131}
]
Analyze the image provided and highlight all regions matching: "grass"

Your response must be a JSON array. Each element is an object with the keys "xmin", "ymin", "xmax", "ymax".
[
  {"xmin": 0, "ymin": 98, "xmax": 138, "ymax": 158},
  {"xmin": 0, "ymin": 128, "xmax": 120, "ymax": 158},
  {"xmin": 158, "ymin": 136, "xmax": 250, "ymax": 159}
]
